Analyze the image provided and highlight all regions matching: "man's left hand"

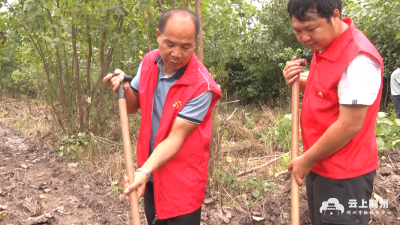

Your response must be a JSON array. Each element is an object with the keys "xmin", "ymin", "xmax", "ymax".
[
  {"xmin": 123, "ymin": 172, "xmax": 147, "ymax": 202},
  {"xmin": 287, "ymin": 154, "xmax": 314, "ymax": 186}
]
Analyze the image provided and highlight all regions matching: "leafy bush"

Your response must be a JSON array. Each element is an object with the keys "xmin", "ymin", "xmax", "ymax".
[
  {"xmin": 271, "ymin": 110, "xmax": 400, "ymax": 155},
  {"xmin": 58, "ymin": 132, "xmax": 88, "ymax": 156},
  {"xmin": 272, "ymin": 114, "xmax": 303, "ymax": 152},
  {"xmin": 375, "ymin": 111, "xmax": 400, "ymax": 150},
  {"xmin": 213, "ymin": 169, "xmax": 277, "ymax": 200}
]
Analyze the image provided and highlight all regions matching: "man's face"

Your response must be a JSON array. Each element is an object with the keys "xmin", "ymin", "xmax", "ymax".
[
  {"xmin": 157, "ymin": 15, "xmax": 196, "ymax": 74},
  {"xmin": 291, "ymin": 12, "xmax": 340, "ymax": 52}
]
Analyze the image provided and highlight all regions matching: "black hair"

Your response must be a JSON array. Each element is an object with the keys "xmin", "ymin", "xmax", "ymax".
[
  {"xmin": 287, "ymin": 0, "xmax": 342, "ymax": 23},
  {"xmin": 158, "ymin": 8, "xmax": 200, "ymax": 38}
]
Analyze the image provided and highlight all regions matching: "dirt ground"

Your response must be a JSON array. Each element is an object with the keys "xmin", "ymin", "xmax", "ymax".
[{"xmin": 1, "ymin": 98, "xmax": 400, "ymax": 224}]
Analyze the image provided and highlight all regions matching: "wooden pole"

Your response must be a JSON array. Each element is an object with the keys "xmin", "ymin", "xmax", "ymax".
[
  {"xmin": 291, "ymin": 79, "xmax": 300, "ymax": 225},
  {"xmin": 117, "ymin": 82, "xmax": 141, "ymax": 225}
]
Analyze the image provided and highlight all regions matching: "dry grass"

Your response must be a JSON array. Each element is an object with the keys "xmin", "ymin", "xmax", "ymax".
[{"xmin": 0, "ymin": 95, "xmax": 292, "ymax": 206}]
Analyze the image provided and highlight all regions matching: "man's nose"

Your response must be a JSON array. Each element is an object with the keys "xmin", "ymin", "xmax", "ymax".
[
  {"xmin": 300, "ymin": 32, "xmax": 311, "ymax": 43},
  {"xmin": 171, "ymin": 48, "xmax": 182, "ymax": 58}
]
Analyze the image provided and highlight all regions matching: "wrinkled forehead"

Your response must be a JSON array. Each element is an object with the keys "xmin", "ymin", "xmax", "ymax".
[{"xmin": 162, "ymin": 16, "xmax": 196, "ymax": 41}]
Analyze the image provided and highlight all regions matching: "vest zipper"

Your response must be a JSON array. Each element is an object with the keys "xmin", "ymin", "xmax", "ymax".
[{"xmin": 152, "ymin": 215, "xmax": 158, "ymax": 224}]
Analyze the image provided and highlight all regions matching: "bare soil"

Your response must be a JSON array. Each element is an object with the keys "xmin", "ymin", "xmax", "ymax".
[{"xmin": 0, "ymin": 98, "xmax": 399, "ymax": 225}]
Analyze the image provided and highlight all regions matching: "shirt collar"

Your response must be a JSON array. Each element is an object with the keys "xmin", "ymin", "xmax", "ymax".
[{"xmin": 154, "ymin": 55, "xmax": 187, "ymax": 81}]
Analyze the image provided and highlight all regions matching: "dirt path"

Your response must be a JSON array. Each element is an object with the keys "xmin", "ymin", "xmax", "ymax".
[{"xmin": 0, "ymin": 123, "xmax": 147, "ymax": 224}]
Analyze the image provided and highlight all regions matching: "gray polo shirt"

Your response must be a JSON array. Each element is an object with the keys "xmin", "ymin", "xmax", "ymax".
[
  {"xmin": 391, "ymin": 68, "xmax": 400, "ymax": 96},
  {"xmin": 130, "ymin": 55, "xmax": 213, "ymax": 154}
]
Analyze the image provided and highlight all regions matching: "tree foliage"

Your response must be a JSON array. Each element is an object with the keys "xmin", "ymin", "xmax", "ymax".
[{"xmin": 1, "ymin": 0, "xmax": 399, "ymax": 133}]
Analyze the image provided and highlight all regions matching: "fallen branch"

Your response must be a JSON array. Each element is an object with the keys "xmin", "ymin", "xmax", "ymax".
[
  {"xmin": 388, "ymin": 156, "xmax": 396, "ymax": 170},
  {"xmin": 236, "ymin": 152, "xmax": 289, "ymax": 177},
  {"xmin": 227, "ymin": 108, "xmax": 238, "ymax": 121},
  {"xmin": 274, "ymin": 169, "xmax": 289, "ymax": 177},
  {"xmin": 248, "ymin": 153, "xmax": 286, "ymax": 161},
  {"xmin": 216, "ymin": 100, "xmax": 240, "ymax": 106}
]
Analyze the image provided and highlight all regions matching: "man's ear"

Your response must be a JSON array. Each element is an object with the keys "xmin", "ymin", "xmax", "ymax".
[
  {"xmin": 156, "ymin": 28, "xmax": 161, "ymax": 42},
  {"xmin": 332, "ymin": 9, "xmax": 340, "ymax": 20}
]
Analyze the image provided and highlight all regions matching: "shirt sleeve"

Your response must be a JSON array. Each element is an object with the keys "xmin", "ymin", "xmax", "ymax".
[
  {"xmin": 130, "ymin": 61, "xmax": 142, "ymax": 94},
  {"xmin": 338, "ymin": 53, "xmax": 381, "ymax": 105},
  {"xmin": 395, "ymin": 70, "xmax": 400, "ymax": 85},
  {"xmin": 177, "ymin": 91, "xmax": 213, "ymax": 124}
]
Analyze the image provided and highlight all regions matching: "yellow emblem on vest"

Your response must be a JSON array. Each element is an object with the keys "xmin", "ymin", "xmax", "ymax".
[{"xmin": 173, "ymin": 101, "xmax": 182, "ymax": 109}]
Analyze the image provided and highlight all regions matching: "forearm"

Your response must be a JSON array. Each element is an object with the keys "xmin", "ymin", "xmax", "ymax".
[
  {"xmin": 302, "ymin": 120, "xmax": 360, "ymax": 164},
  {"xmin": 141, "ymin": 135, "xmax": 185, "ymax": 173}
]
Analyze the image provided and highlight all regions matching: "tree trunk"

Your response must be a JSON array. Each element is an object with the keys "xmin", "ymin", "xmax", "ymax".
[
  {"xmin": 92, "ymin": 12, "xmax": 109, "ymax": 132},
  {"xmin": 93, "ymin": 15, "xmax": 124, "ymax": 132},
  {"xmin": 208, "ymin": 102, "xmax": 220, "ymax": 184},
  {"xmin": 172, "ymin": 0, "xmax": 176, "ymax": 8},
  {"xmin": 195, "ymin": 0, "xmax": 203, "ymax": 62},
  {"xmin": 46, "ymin": 8, "xmax": 69, "ymax": 128},
  {"xmin": 72, "ymin": 24, "xmax": 84, "ymax": 131},
  {"xmin": 142, "ymin": 5, "xmax": 151, "ymax": 52},
  {"xmin": 157, "ymin": 0, "xmax": 163, "ymax": 13},
  {"xmin": 85, "ymin": 23, "xmax": 93, "ymax": 126},
  {"xmin": 186, "ymin": 0, "xmax": 190, "ymax": 9},
  {"xmin": 384, "ymin": 77, "xmax": 389, "ymax": 109},
  {"xmin": 23, "ymin": 25, "xmax": 66, "ymax": 132}
]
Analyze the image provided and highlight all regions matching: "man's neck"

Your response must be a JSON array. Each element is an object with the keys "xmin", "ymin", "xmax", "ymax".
[
  {"xmin": 162, "ymin": 65, "xmax": 178, "ymax": 77},
  {"xmin": 339, "ymin": 21, "xmax": 349, "ymax": 34}
]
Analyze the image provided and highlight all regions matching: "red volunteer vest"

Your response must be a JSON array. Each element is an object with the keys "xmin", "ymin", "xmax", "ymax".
[
  {"xmin": 301, "ymin": 18, "xmax": 384, "ymax": 179},
  {"xmin": 136, "ymin": 50, "xmax": 221, "ymax": 219}
]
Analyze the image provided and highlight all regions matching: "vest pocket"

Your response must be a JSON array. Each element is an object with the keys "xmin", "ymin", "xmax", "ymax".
[
  {"xmin": 311, "ymin": 82, "xmax": 339, "ymax": 104},
  {"xmin": 181, "ymin": 151, "xmax": 206, "ymax": 186}
]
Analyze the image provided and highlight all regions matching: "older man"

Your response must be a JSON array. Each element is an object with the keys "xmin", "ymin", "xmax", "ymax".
[{"xmin": 103, "ymin": 8, "xmax": 221, "ymax": 225}]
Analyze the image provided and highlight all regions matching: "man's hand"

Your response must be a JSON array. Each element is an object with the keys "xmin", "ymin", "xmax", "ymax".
[
  {"xmin": 283, "ymin": 56, "xmax": 308, "ymax": 92},
  {"xmin": 287, "ymin": 154, "xmax": 314, "ymax": 186},
  {"xmin": 123, "ymin": 172, "xmax": 147, "ymax": 201},
  {"xmin": 103, "ymin": 69, "xmax": 126, "ymax": 92},
  {"xmin": 283, "ymin": 56, "xmax": 304, "ymax": 86}
]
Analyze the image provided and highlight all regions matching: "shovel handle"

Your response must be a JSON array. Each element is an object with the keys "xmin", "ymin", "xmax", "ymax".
[
  {"xmin": 117, "ymin": 79, "xmax": 141, "ymax": 225},
  {"xmin": 291, "ymin": 79, "xmax": 300, "ymax": 225}
]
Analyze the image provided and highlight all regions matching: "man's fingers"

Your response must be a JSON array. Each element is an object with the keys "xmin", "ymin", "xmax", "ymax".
[
  {"xmin": 287, "ymin": 162, "xmax": 293, "ymax": 171},
  {"xmin": 114, "ymin": 69, "xmax": 126, "ymax": 76},
  {"xmin": 137, "ymin": 189, "xmax": 143, "ymax": 200},
  {"xmin": 124, "ymin": 181, "xmax": 139, "ymax": 195},
  {"xmin": 114, "ymin": 68, "xmax": 122, "ymax": 74},
  {"xmin": 124, "ymin": 175, "xmax": 129, "ymax": 183},
  {"xmin": 296, "ymin": 176, "xmax": 303, "ymax": 186},
  {"xmin": 103, "ymin": 73, "xmax": 113, "ymax": 83},
  {"xmin": 287, "ymin": 75, "xmax": 299, "ymax": 85},
  {"xmin": 295, "ymin": 174, "xmax": 304, "ymax": 186}
]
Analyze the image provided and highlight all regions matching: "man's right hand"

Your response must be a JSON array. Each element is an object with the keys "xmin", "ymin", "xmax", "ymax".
[
  {"xmin": 103, "ymin": 69, "xmax": 126, "ymax": 92},
  {"xmin": 283, "ymin": 56, "xmax": 304, "ymax": 86}
]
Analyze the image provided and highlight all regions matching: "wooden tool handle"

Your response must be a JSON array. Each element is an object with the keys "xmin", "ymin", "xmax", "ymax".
[
  {"xmin": 117, "ymin": 82, "xmax": 141, "ymax": 225},
  {"xmin": 291, "ymin": 79, "xmax": 300, "ymax": 225}
]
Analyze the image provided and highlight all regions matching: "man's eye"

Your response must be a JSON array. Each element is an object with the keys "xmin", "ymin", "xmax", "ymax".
[{"xmin": 167, "ymin": 44, "xmax": 174, "ymax": 47}]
